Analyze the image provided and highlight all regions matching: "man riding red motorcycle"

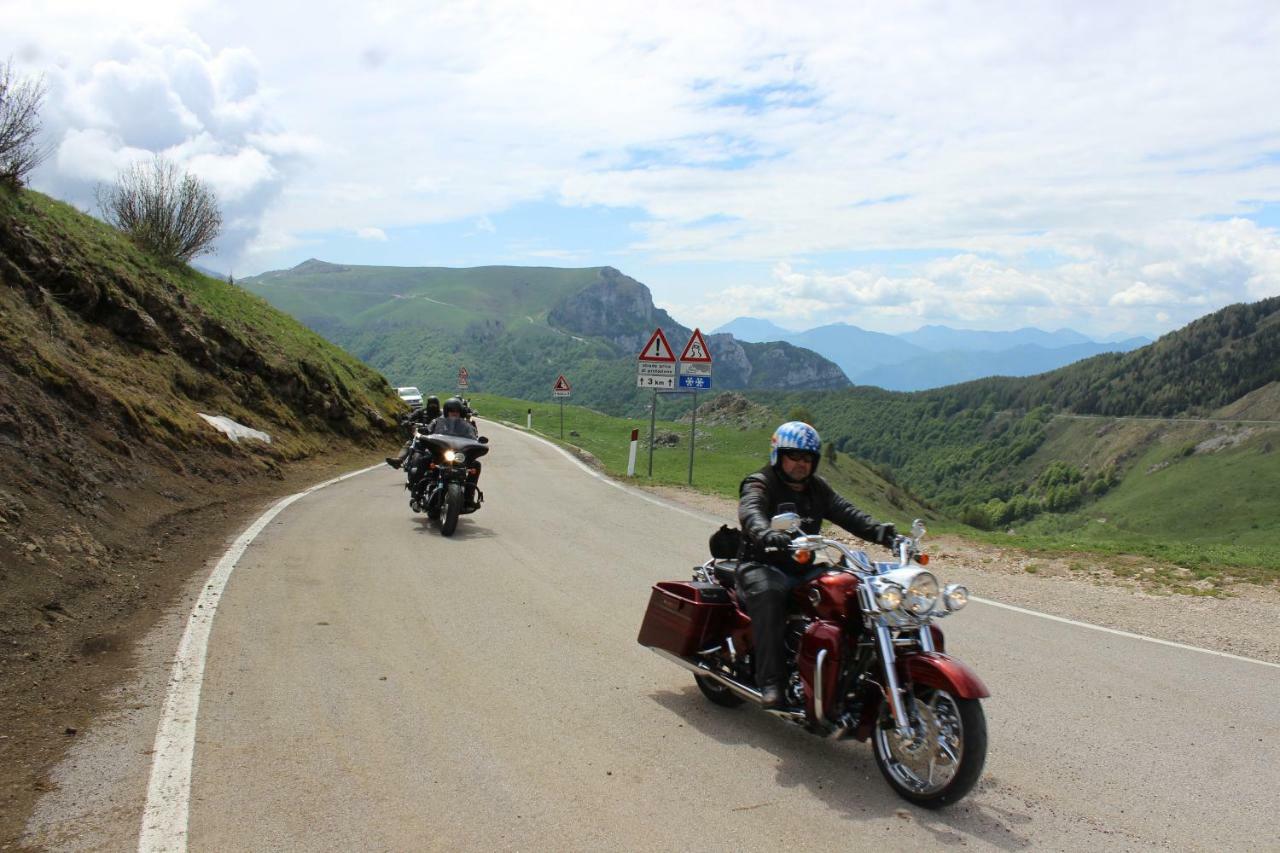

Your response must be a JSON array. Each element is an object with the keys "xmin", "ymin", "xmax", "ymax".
[
  {"xmin": 638, "ymin": 420, "xmax": 988, "ymax": 807},
  {"xmin": 738, "ymin": 421, "xmax": 897, "ymax": 708}
]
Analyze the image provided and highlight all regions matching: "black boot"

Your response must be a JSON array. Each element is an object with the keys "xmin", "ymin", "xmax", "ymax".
[
  {"xmin": 761, "ymin": 682, "xmax": 784, "ymax": 709},
  {"xmin": 385, "ymin": 456, "xmax": 401, "ymax": 469}
]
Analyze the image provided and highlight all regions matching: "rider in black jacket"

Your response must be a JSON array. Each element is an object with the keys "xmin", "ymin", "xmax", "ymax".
[
  {"xmin": 738, "ymin": 421, "xmax": 896, "ymax": 709},
  {"xmin": 429, "ymin": 397, "xmax": 483, "ymax": 509},
  {"xmin": 386, "ymin": 395, "xmax": 442, "ymax": 469}
]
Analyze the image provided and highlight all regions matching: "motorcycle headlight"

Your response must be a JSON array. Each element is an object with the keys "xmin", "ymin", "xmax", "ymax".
[
  {"xmin": 875, "ymin": 582, "xmax": 904, "ymax": 611},
  {"xmin": 943, "ymin": 583, "xmax": 969, "ymax": 612},
  {"xmin": 904, "ymin": 571, "xmax": 939, "ymax": 615},
  {"xmin": 443, "ymin": 450, "xmax": 458, "ymax": 462}
]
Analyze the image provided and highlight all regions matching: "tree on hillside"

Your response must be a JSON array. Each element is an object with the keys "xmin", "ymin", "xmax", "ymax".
[
  {"xmin": 97, "ymin": 155, "xmax": 222, "ymax": 263},
  {"xmin": 0, "ymin": 59, "xmax": 49, "ymax": 187}
]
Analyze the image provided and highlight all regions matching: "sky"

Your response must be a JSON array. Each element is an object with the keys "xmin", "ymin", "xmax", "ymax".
[{"xmin": 4, "ymin": 0, "xmax": 1280, "ymax": 338}]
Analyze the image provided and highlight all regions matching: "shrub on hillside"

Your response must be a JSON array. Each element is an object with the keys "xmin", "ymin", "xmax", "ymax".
[
  {"xmin": 0, "ymin": 59, "xmax": 48, "ymax": 187},
  {"xmin": 97, "ymin": 155, "xmax": 222, "ymax": 263}
]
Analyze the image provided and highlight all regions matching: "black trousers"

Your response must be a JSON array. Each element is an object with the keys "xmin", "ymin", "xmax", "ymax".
[{"xmin": 737, "ymin": 561, "xmax": 822, "ymax": 689}]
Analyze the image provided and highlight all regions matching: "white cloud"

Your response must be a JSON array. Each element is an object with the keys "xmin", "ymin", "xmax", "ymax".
[
  {"xmin": 356, "ymin": 227, "xmax": 388, "ymax": 242},
  {"xmin": 679, "ymin": 218, "xmax": 1280, "ymax": 336},
  {"xmin": 3, "ymin": 1, "xmax": 1280, "ymax": 335}
]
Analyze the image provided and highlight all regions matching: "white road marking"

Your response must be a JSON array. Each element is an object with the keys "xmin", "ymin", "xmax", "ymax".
[
  {"xmin": 137, "ymin": 464, "xmax": 381, "ymax": 853},
  {"xmin": 970, "ymin": 596, "xmax": 1280, "ymax": 669},
  {"xmin": 497, "ymin": 420, "xmax": 1280, "ymax": 671}
]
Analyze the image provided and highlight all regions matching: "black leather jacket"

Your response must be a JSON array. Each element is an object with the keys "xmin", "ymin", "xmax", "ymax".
[{"xmin": 738, "ymin": 464, "xmax": 885, "ymax": 570}]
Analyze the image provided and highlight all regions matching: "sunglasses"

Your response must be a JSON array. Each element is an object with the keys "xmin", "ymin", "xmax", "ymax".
[{"xmin": 781, "ymin": 450, "xmax": 815, "ymax": 462}]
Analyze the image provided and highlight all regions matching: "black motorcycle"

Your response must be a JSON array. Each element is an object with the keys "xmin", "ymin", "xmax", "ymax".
[{"xmin": 405, "ymin": 430, "xmax": 489, "ymax": 536}]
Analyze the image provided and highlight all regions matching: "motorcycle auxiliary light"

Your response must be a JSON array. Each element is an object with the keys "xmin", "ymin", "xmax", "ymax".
[
  {"xmin": 875, "ymin": 582, "xmax": 904, "ymax": 611},
  {"xmin": 443, "ymin": 450, "xmax": 458, "ymax": 462},
  {"xmin": 943, "ymin": 583, "xmax": 969, "ymax": 611}
]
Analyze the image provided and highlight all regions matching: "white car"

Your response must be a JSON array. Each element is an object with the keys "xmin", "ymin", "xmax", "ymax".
[{"xmin": 397, "ymin": 386, "xmax": 423, "ymax": 408}]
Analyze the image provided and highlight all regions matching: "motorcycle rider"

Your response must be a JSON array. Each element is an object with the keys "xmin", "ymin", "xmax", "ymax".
[
  {"xmin": 430, "ymin": 397, "xmax": 483, "ymax": 509},
  {"xmin": 738, "ymin": 421, "xmax": 897, "ymax": 709},
  {"xmin": 386, "ymin": 395, "xmax": 442, "ymax": 469}
]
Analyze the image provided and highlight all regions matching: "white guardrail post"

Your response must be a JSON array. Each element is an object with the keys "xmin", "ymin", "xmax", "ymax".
[{"xmin": 627, "ymin": 428, "xmax": 638, "ymax": 476}]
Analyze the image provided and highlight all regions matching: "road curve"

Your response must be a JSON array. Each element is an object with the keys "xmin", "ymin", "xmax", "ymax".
[{"xmin": 62, "ymin": 421, "xmax": 1280, "ymax": 850}]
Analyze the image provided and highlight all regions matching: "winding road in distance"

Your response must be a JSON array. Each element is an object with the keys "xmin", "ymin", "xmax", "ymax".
[{"xmin": 32, "ymin": 422, "xmax": 1280, "ymax": 851}]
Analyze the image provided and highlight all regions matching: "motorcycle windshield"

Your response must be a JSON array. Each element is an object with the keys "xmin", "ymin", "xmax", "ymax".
[{"xmin": 423, "ymin": 434, "xmax": 490, "ymax": 459}]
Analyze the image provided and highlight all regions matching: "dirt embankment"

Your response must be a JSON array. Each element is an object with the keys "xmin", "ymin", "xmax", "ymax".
[{"xmin": 0, "ymin": 187, "xmax": 402, "ymax": 847}]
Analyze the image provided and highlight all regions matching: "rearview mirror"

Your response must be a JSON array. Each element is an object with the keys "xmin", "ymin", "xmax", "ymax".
[
  {"xmin": 770, "ymin": 511, "xmax": 801, "ymax": 532},
  {"xmin": 478, "ymin": 436, "xmax": 489, "ymax": 444}
]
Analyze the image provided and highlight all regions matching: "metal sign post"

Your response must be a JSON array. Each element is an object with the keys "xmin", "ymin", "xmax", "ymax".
[
  {"xmin": 637, "ymin": 328, "xmax": 675, "ymax": 477},
  {"xmin": 677, "ymin": 329, "xmax": 713, "ymax": 486},
  {"xmin": 552, "ymin": 374, "xmax": 571, "ymax": 439},
  {"xmin": 648, "ymin": 390, "xmax": 657, "ymax": 476},
  {"xmin": 688, "ymin": 389, "xmax": 697, "ymax": 485}
]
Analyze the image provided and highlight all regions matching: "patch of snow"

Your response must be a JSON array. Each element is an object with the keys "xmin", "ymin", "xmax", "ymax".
[{"xmin": 198, "ymin": 413, "xmax": 271, "ymax": 444}]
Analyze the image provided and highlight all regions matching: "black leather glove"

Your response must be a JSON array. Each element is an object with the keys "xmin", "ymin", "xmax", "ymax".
[
  {"xmin": 876, "ymin": 523, "xmax": 897, "ymax": 548},
  {"xmin": 761, "ymin": 530, "xmax": 794, "ymax": 552}
]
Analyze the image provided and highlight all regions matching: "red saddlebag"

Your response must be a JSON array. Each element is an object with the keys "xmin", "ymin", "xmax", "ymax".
[{"xmin": 637, "ymin": 581, "xmax": 734, "ymax": 657}]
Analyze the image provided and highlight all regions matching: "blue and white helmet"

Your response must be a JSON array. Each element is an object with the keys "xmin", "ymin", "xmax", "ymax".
[{"xmin": 770, "ymin": 421, "xmax": 821, "ymax": 468}]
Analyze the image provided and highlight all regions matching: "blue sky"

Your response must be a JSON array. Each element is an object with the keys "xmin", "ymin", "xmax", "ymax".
[{"xmin": 5, "ymin": 0, "xmax": 1280, "ymax": 338}]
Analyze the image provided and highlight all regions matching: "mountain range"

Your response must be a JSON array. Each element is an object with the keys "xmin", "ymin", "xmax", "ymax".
[
  {"xmin": 713, "ymin": 317, "xmax": 1151, "ymax": 391},
  {"xmin": 239, "ymin": 262, "xmax": 848, "ymax": 415}
]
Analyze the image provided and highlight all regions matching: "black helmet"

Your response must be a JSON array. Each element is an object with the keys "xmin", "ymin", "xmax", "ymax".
[
  {"xmin": 443, "ymin": 397, "xmax": 464, "ymax": 417},
  {"xmin": 426, "ymin": 395, "xmax": 440, "ymax": 407}
]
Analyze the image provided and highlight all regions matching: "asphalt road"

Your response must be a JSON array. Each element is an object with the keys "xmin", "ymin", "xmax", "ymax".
[{"xmin": 32, "ymin": 421, "xmax": 1280, "ymax": 851}]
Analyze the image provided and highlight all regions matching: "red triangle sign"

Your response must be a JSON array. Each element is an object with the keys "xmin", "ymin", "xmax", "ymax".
[
  {"xmin": 553, "ymin": 374, "xmax": 571, "ymax": 392},
  {"xmin": 679, "ymin": 328, "xmax": 712, "ymax": 363},
  {"xmin": 638, "ymin": 328, "xmax": 676, "ymax": 362},
  {"xmin": 458, "ymin": 366, "xmax": 469, "ymax": 380}
]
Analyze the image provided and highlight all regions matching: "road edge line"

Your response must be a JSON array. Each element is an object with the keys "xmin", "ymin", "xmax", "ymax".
[
  {"xmin": 970, "ymin": 596, "xmax": 1280, "ymax": 669},
  {"xmin": 137, "ymin": 463, "xmax": 381, "ymax": 853}
]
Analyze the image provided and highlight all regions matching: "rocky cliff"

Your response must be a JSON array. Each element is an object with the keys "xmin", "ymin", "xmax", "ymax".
[{"xmin": 547, "ymin": 267, "xmax": 849, "ymax": 390}]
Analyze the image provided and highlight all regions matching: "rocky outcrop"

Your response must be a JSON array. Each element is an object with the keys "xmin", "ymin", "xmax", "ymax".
[{"xmin": 547, "ymin": 268, "xmax": 850, "ymax": 390}]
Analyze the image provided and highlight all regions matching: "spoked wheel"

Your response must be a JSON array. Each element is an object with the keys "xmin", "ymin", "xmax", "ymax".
[
  {"xmin": 695, "ymin": 674, "xmax": 745, "ymax": 708},
  {"xmin": 872, "ymin": 686, "xmax": 986, "ymax": 808},
  {"xmin": 441, "ymin": 483, "xmax": 463, "ymax": 536}
]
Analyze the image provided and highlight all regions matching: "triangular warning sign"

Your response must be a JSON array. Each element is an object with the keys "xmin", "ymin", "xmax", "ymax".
[
  {"xmin": 458, "ymin": 366, "xmax": 469, "ymax": 381},
  {"xmin": 679, "ymin": 328, "xmax": 713, "ymax": 363},
  {"xmin": 553, "ymin": 374, "xmax": 571, "ymax": 392},
  {"xmin": 638, "ymin": 328, "xmax": 676, "ymax": 362}
]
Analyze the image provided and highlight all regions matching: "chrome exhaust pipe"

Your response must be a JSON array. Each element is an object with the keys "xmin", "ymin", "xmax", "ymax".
[{"xmin": 649, "ymin": 648, "xmax": 762, "ymax": 704}]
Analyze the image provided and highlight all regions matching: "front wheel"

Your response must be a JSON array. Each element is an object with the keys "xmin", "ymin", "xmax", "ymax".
[
  {"xmin": 441, "ymin": 482, "xmax": 463, "ymax": 536},
  {"xmin": 872, "ymin": 686, "xmax": 986, "ymax": 808}
]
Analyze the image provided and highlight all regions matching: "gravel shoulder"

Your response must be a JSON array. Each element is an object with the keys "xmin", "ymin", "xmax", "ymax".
[{"xmin": 641, "ymin": 483, "xmax": 1280, "ymax": 666}]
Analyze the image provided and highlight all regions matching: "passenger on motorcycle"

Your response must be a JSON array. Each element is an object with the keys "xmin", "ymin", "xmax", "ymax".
[
  {"xmin": 430, "ymin": 397, "xmax": 483, "ymax": 508},
  {"xmin": 386, "ymin": 395, "xmax": 443, "ymax": 469},
  {"xmin": 738, "ymin": 421, "xmax": 897, "ymax": 709}
]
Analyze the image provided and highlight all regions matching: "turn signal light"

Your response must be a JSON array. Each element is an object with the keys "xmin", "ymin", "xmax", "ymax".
[
  {"xmin": 916, "ymin": 553, "xmax": 930, "ymax": 565},
  {"xmin": 794, "ymin": 549, "xmax": 813, "ymax": 565}
]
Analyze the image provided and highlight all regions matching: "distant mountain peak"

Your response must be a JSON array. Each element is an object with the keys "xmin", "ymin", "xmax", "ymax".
[{"xmin": 290, "ymin": 258, "xmax": 350, "ymax": 274}]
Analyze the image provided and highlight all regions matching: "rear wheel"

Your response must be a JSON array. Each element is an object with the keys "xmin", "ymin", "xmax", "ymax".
[
  {"xmin": 872, "ymin": 686, "xmax": 986, "ymax": 808},
  {"xmin": 441, "ymin": 483, "xmax": 463, "ymax": 536},
  {"xmin": 695, "ymin": 674, "xmax": 745, "ymax": 707}
]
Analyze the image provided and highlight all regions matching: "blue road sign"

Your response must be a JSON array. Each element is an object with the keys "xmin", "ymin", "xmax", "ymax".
[{"xmin": 678, "ymin": 375, "xmax": 713, "ymax": 389}]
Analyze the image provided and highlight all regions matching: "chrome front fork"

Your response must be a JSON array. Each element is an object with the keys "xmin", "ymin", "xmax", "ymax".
[{"xmin": 875, "ymin": 624, "xmax": 913, "ymax": 735}]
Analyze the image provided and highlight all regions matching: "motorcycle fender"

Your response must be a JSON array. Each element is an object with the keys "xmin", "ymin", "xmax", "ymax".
[
  {"xmin": 798, "ymin": 620, "xmax": 843, "ymax": 722},
  {"xmin": 899, "ymin": 651, "xmax": 990, "ymax": 699}
]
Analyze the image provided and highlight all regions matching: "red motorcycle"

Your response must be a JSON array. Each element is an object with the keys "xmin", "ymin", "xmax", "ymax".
[{"xmin": 638, "ymin": 514, "xmax": 988, "ymax": 808}]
